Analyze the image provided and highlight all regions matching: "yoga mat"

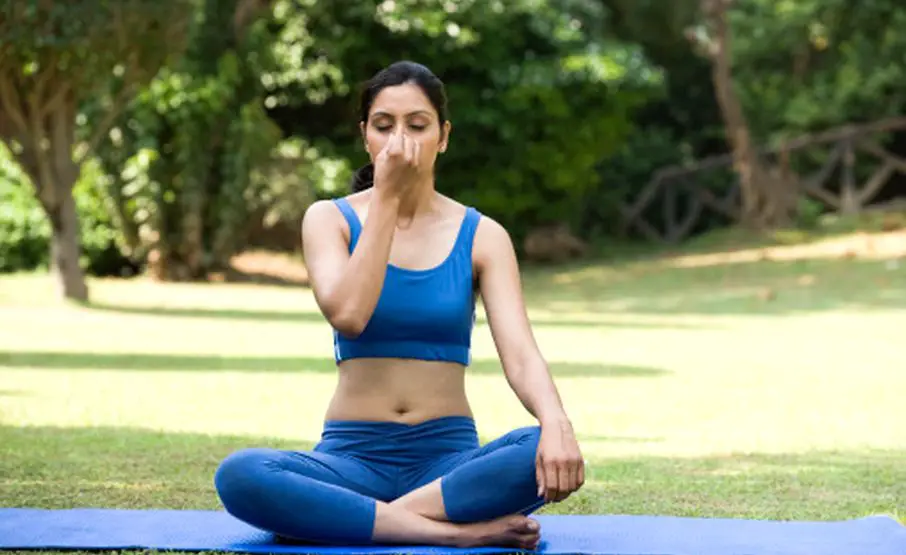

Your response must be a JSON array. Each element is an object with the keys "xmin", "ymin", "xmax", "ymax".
[{"xmin": 1, "ymin": 508, "xmax": 905, "ymax": 555}]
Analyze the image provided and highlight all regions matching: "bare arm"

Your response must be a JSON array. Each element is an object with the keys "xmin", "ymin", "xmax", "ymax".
[
  {"xmin": 474, "ymin": 217, "xmax": 568, "ymax": 425},
  {"xmin": 301, "ymin": 192, "xmax": 400, "ymax": 337},
  {"xmin": 474, "ymin": 216, "xmax": 584, "ymax": 503},
  {"xmin": 302, "ymin": 128, "xmax": 421, "ymax": 336}
]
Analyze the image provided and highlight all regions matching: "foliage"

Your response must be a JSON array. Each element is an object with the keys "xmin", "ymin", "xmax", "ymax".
[
  {"xmin": 250, "ymin": 137, "xmax": 352, "ymax": 230},
  {"xmin": 5, "ymin": 0, "xmax": 906, "ymax": 269},
  {"xmin": 600, "ymin": 0, "xmax": 725, "ymax": 157},
  {"xmin": 0, "ymin": 146, "xmax": 46, "ymax": 273},
  {"xmin": 0, "ymin": 0, "xmax": 193, "ymax": 297},
  {"xmin": 0, "ymin": 144, "xmax": 128, "ymax": 275},
  {"xmin": 729, "ymin": 0, "xmax": 906, "ymax": 141},
  {"xmin": 266, "ymin": 0, "xmax": 663, "ymax": 242},
  {"xmin": 581, "ymin": 127, "xmax": 690, "ymax": 240},
  {"xmin": 596, "ymin": 0, "xmax": 906, "ymax": 234},
  {"xmin": 90, "ymin": 0, "xmax": 287, "ymax": 280}
]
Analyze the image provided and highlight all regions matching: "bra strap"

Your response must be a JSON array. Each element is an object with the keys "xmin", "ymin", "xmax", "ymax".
[{"xmin": 333, "ymin": 198, "xmax": 362, "ymax": 253}]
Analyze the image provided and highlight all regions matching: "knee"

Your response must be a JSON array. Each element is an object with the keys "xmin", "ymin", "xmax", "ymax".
[
  {"xmin": 214, "ymin": 448, "xmax": 280, "ymax": 506},
  {"xmin": 519, "ymin": 426, "xmax": 542, "ymax": 447},
  {"xmin": 513, "ymin": 425, "xmax": 542, "ymax": 458},
  {"xmin": 504, "ymin": 426, "xmax": 543, "ymax": 482}
]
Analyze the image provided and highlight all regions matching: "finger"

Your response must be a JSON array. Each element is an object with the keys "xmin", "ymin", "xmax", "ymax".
[
  {"xmin": 578, "ymin": 458, "xmax": 586, "ymax": 488},
  {"xmin": 375, "ymin": 140, "xmax": 389, "ymax": 162},
  {"xmin": 544, "ymin": 462, "xmax": 559, "ymax": 502},
  {"xmin": 566, "ymin": 460, "xmax": 579, "ymax": 499},
  {"xmin": 403, "ymin": 133, "xmax": 415, "ymax": 164},
  {"xmin": 387, "ymin": 126, "xmax": 403, "ymax": 155},
  {"xmin": 557, "ymin": 461, "xmax": 570, "ymax": 502},
  {"xmin": 381, "ymin": 126, "xmax": 397, "ymax": 153},
  {"xmin": 395, "ymin": 127, "xmax": 406, "ymax": 154},
  {"xmin": 411, "ymin": 136, "xmax": 420, "ymax": 168},
  {"xmin": 403, "ymin": 133, "xmax": 412, "ymax": 164}
]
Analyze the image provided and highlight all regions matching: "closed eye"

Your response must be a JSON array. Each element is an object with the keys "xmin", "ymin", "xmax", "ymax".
[{"xmin": 374, "ymin": 124, "xmax": 428, "ymax": 133}]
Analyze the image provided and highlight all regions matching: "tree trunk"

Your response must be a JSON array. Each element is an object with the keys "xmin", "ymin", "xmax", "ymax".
[
  {"xmin": 42, "ymin": 187, "xmax": 89, "ymax": 301},
  {"xmin": 17, "ymin": 93, "xmax": 91, "ymax": 301},
  {"xmin": 700, "ymin": 0, "xmax": 796, "ymax": 229}
]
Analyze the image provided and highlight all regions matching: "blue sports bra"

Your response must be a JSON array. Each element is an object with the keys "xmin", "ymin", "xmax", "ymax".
[{"xmin": 331, "ymin": 197, "xmax": 480, "ymax": 366}]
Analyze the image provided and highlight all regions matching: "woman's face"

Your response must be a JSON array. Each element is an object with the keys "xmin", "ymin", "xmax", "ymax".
[{"xmin": 361, "ymin": 83, "xmax": 450, "ymax": 169}]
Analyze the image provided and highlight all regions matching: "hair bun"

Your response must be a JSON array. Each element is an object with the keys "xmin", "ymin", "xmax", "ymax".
[{"xmin": 351, "ymin": 163, "xmax": 375, "ymax": 192}]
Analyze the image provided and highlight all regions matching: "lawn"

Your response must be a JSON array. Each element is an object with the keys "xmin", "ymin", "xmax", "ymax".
[{"xmin": 1, "ymin": 228, "xmax": 905, "ymax": 554}]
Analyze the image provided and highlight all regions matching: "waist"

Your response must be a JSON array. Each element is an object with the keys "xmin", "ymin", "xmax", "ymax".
[
  {"xmin": 315, "ymin": 415, "xmax": 480, "ymax": 464},
  {"xmin": 327, "ymin": 358, "xmax": 472, "ymax": 423}
]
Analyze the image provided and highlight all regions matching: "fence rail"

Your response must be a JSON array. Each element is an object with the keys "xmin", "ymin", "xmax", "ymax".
[{"xmin": 618, "ymin": 116, "xmax": 906, "ymax": 243}]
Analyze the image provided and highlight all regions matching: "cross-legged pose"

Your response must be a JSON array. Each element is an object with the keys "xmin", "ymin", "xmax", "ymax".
[{"xmin": 214, "ymin": 61, "xmax": 584, "ymax": 551}]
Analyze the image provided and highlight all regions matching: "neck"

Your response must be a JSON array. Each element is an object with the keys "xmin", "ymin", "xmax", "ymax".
[{"xmin": 398, "ymin": 177, "xmax": 436, "ymax": 220}]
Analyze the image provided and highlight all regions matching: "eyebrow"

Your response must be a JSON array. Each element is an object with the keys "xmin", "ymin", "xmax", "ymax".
[{"xmin": 371, "ymin": 110, "xmax": 433, "ymax": 118}]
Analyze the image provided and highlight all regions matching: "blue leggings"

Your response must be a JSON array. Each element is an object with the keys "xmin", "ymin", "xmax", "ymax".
[{"xmin": 214, "ymin": 416, "xmax": 545, "ymax": 545}]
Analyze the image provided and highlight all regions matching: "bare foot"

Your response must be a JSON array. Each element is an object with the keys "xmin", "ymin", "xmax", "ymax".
[{"xmin": 458, "ymin": 514, "xmax": 541, "ymax": 550}]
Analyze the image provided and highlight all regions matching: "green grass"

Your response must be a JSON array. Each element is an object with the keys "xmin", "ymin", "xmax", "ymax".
[{"xmin": 1, "ymin": 240, "xmax": 905, "ymax": 553}]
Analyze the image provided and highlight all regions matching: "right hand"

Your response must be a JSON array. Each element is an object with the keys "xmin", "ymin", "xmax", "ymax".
[{"xmin": 372, "ymin": 127, "xmax": 421, "ymax": 198}]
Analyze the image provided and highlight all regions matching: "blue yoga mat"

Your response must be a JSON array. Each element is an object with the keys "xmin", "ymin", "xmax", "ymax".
[{"xmin": 1, "ymin": 508, "xmax": 904, "ymax": 555}]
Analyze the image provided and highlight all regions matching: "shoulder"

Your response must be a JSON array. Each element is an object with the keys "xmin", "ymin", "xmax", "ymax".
[
  {"xmin": 436, "ymin": 195, "xmax": 505, "ymax": 246},
  {"xmin": 472, "ymin": 212, "xmax": 517, "ymax": 271},
  {"xmin": 301, "ymin": 198, "xmax": 342, "ymax": 231},
  {"xmin": 303, "ymin": 192, "xmax": 368, "ymax": 230},
  {"xmin": 474, "ymin": 212, "xmax": 510, "ymax": 245},
  {"xmin": 431, "ymin": 195, "xmax": 513, "ymax": 267},
  {"xmin": 301, "ymin": 197, "xmax": 353, "ymax": 247}
]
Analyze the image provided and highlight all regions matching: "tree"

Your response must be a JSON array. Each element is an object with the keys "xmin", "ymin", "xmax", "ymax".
[
  {"xmin": 728, "ymin": 0, "xmax": 906, "ymax": 138},
  {"xmin": 91, "ymin": 0, "xmax": 287, "ymax": 281},
  {"xmin": 269, "ymin": 0, "xmax": 656, "ymax": 243},
  {"xmin": 0, "ymin": 0, "xmax": 192, "ymax": 300},
  {"xmin": 602, "ymin": 0, "xmax": 798, "ymax": 229},
  {"xmin": 692, "ymin": 0, "xmax": 800, "ymax": 228}
]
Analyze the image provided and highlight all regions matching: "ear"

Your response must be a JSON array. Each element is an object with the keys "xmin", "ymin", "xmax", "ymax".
[
  {"xmin": 359, "ymin": 121, "xmax": 374, "ymax": 159},
  {"xmin": 439, "ymin": 120, "xmax": 452, "ymax": 153}
]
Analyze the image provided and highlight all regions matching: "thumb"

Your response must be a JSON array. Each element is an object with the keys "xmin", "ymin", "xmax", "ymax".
[{"xmin": 376, "ymin": 130, "xmax": 394, "ymax": 159}]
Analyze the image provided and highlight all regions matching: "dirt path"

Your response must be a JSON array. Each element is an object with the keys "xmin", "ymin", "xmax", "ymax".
[{"xmin": 667, "ymin": 229, "xmax": 906, "ymax": 269}]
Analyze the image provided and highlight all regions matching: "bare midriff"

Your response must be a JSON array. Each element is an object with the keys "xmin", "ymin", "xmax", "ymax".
[{"xmin": 324, "ymin": 358, "xmax": 473, "ymax": 424}]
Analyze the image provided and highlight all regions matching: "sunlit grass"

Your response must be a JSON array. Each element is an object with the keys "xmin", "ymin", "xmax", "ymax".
[{"xmin": 1, "ymin": 247, "xmax": 905, "ymax": 539}]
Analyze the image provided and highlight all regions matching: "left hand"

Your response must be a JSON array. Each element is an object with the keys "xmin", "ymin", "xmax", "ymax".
[{"xmin": 535, "ymin": 418, "xmax": 585, "ymax": 503}]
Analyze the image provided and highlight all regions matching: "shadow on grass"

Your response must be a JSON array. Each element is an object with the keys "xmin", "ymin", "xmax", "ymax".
[
  {"xmin": 524, "ymin": 258, "xmax": 906, "ymax": 317},
  {"xmin": 0, "ymin": 351, "xmax": 672, "ymax": 379},
  {"xmin": 81, "ymin": 301, "xmax": 707, "ymax": 330},
  {"xmin": 1, "ymin": 424, "xmax": 903, "ymax": 525},
  {"xmin": 522, "ymin": 318, "xmax": 709, "ymax": 330},
  {"xmin": 82, "ymin": 302, "xmax": 329, "ymax": 324},
  {"xmin": 0, "ymin": 389, "xmax": 28, "ymax": 398}
]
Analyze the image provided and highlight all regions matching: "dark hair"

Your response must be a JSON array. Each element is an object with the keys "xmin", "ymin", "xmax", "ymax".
[{"xmin": 351, "ymin": 61, "xmax": 449, "ymax": 192}]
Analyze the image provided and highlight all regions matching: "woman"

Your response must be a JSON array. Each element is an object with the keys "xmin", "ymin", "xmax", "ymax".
[{"xmin": 214, "ymin": 61, "xmax": 584, "ymax": 551}]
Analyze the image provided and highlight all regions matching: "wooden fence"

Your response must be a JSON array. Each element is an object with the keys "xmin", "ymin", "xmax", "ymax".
[{"xmin": 618, "ymin": 116, "xmax": 906, "ymax": 243}]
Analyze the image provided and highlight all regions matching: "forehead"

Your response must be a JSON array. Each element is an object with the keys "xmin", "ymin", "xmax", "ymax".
[{"xmin": 370, "ymin": 83, "xmax": 435, "ymax": 118}]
